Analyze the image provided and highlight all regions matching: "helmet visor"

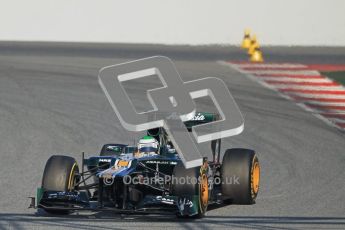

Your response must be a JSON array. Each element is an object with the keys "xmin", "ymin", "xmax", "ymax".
[{"xmin": 139, "ymin": 146, "xmax": 157, "ymax": 153}]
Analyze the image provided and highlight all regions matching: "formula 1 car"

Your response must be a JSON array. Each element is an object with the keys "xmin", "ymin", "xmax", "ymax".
[{"xmin": 30, "ymin": 112, "xmax": 260, "ymax": 218}]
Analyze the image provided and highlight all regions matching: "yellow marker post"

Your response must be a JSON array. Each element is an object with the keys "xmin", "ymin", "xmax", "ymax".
[
  {"xmin": 250, "ymin": 46, "xmax": 264, "ymax": 63},
  {"xmin": 248, "ymin": 34, "xmax": 258, "ymax": 55},
  {"xmin": 241, "ymin": 29, "xmax": 251, "ymax": 49}
]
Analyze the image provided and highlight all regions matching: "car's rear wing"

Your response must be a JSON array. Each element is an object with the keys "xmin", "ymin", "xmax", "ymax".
[
  {"xmin": 184, "ymin": 112, "xmax": 220, "ymax": 131},
  {"xmin": 185, "ymin": 112, "xmax": 222, "ymax": 163},
  {"xmin": 147, "ymin": 112, "xmax": 220, "ymax": 136}
]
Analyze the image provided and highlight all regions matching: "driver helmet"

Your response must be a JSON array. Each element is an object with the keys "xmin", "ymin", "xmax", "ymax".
[{"xmin": 138, "ymin": 136, "xmax": 159, "ymax": 154}]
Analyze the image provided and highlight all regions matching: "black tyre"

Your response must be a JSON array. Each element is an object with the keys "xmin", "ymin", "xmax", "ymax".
[
  {"xmin": 172, "ymin": 163, "xmax": 209, "ymax": 218},
  {"xmin": 41, "ymin": 155, "xmax": 79, "ymax": 214},
  {"xmin": 221, "ymin": 148, "xmax": 260, "ymax": 204},
  {"xmin": 100, "ymin": 144, "xmax": 122, "ymax": 156}
]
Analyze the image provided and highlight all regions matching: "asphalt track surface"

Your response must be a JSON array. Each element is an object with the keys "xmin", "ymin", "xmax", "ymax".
[{"xmin": 0, "ymin": 42, "xmax": 344, "ymax": 229}]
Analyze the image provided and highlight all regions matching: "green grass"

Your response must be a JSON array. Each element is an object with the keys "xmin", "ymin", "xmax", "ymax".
[{"xmin": 322, "ymin": 71, "xmax": 345, "ymax": 85}]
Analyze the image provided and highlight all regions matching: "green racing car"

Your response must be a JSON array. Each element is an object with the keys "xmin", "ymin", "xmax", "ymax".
[{"xmin": 30, "ymin": 112, "xmax": 260, "ymax": 218}]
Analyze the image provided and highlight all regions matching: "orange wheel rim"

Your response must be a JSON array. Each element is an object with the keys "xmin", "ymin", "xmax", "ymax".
[
  {"xmin": 252, "ymin": 161, "xmax": 260, "ymax": 194},
  {"xmin": 200, "ymin": 174, "xmax": 209, "ymax": 206}
]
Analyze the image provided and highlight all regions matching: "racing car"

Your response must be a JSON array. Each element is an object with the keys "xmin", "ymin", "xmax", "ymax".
[{"xmin": 30, "ymin": 112, "xmax": 260, "ymax": 218}]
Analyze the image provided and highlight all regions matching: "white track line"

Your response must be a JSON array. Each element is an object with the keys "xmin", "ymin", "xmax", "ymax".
[
  {"xmin": 324, "ymin": 118, "xmax": 345, "ymax": 124},
  {"xmin": 246, "ymin": 70, "xmax": 320, "ymax": 75},
  {"xmin": 259, "ymin": 77, "xmax": 332, "ymax": 83},
  {"xmin": 273, "ymin": 85, "xmax": 345, "ymax": 90},
  {"xmin": 284, "ymin": 93, "xmax": 345, "ymax": 99},
  {"xmin": 235, "ymin": 63, "xmax": 307, "ymax": 68}
]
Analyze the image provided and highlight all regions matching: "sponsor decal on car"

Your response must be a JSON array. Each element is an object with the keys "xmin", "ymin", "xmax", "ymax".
[
  {"xmin": 145, "ymin": 160, "xmax": 178, "ymax": 165},
  {"xmin": 190, "ymin": 113, "xmax": 205, "ymax": 121}
]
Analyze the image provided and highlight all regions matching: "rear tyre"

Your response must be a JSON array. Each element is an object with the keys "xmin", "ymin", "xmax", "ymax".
[
  {"xmin": 172, "ymin": 163, "xmax": 209, "ymax": 218},
  {"xmin": 41, "ymin": 155, "xmax": 79, "ymax": 214},
  {"xmin": 221, "ymin": 148, "xmax": 260, "ymax": 204}
]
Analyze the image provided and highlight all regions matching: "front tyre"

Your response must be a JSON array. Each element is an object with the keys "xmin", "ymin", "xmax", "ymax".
[
  {"xmin": 172, "ymin": 162, "xmax": 209, "ymax": 218},
  {"xmin": 41, "ymin": 155, "xmax": 79, "ymax": 214}
]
